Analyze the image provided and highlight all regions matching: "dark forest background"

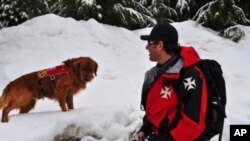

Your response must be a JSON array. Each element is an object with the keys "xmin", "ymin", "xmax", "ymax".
[{"xmin": 1, "ymin": 0, "xmax": 249, "ymax": 42}]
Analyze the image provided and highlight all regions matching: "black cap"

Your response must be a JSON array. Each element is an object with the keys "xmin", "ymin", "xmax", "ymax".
[{"xmin": 140, "ymin": 23, "xmax": 178, "ymax": 45}]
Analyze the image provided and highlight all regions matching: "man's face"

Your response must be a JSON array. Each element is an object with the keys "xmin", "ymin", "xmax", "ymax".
[{"xmin": 145, "ymin": 41, "xmax": 161, "ymax": 62}]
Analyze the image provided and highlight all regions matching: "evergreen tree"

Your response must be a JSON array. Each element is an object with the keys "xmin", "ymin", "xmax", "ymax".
[
  {"xmin": 0, "ymin": 0, "xmax": 28, "ymax": 29},
  {"xmin": 57, "ymin": 0, "xmax": 101, "ymax": 21},
  {"xmin": 46, "ymin": 0, "xmax": 59, "ymax": 13},
  {"xmin": 135, "ymin": 0, "xmax": 148, "ymax": 6},
  {"xmin": 1, "ymin": 0, "xmax": 249, "ymax": 32},
  {"xmin": 17, "ymin": 0, "xmax": 49, "ymax": 18},
  {"xmin": 135, "ymin": 0, "xmax": 153, "ymax": 7},
  {"xmin": 193, "ymin": 0, "xmax": 250, "ymax": 31},
  {"xmin": 189, "ymin": 0, "xmax": 212, "ymax": 18},
  {"xmin": 120, "ymin": 0, "xmax": 152, "ymax": 17},
  {"xmin": 99, "ymin": 0, "xmax": 155, "ymax": 30},
  {"xmin": 235, "ymin": 0, "xmax": 250, "ymax": 20},
  {"xmin": 175, "ymin": 0, "xmax": 190, "ymax": 21},
  {"xmin": 148, "ymin": 0, "xmax": 178, "ymax": 23}
]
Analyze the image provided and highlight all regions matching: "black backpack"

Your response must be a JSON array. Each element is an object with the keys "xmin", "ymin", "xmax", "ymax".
[
  {"xmin": 172, "ymin": 59, "xmax": 227, "ymax": 141},
  {"xmin": 196, "ymin": 59, "xmax": 227, "ymax": 141}
]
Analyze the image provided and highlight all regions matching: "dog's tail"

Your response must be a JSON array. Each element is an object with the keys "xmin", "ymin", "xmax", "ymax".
[{"xmin": 0, "ymin": 85, "xmax": 10, "ymax": 109}]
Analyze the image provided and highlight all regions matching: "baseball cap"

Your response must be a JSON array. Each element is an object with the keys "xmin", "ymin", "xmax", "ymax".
[{"xmin": 140, "ymin": 23, "xmax": 178, "ymax": 45}]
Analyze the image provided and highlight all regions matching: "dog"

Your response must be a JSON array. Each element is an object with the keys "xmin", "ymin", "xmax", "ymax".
[{"xmin": 0, "ymin": 57, "xmax": 98, "ymax": 122}]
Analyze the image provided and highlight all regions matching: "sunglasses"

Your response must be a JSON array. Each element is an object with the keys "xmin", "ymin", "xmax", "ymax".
[{"xmin": 147, "ymin": 41, "xmax": 160, "ymax": 46}]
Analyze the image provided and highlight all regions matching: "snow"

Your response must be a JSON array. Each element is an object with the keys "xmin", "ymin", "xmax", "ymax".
[
  {"xmin": 82, "ymin": 0, "xmax": 95, "ymax": 5},
  {"xmin": 0, "ymin": 14, "xmax": 250, "ymax": 141},
  {"xmin": 176, "ymin": 0, "xmax": 189, "ymax": 15}
]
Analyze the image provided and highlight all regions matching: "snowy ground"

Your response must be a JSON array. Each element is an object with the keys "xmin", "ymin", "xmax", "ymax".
[{"xmin": 0, "ymin": 14, "xmax": 250, "ymax": 141}]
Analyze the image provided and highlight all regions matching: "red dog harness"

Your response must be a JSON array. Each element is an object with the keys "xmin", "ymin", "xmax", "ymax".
[{"xmin": 37, "ymin": 65, "xmax": 70, "ymax": 79}]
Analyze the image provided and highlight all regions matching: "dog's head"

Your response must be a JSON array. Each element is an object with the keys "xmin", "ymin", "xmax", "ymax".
[{"xmin": 64, "ymin": 57, "xmax": 98, "ymax": 82}]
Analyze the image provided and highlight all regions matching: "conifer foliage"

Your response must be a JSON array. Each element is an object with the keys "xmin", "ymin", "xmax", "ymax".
[
  {"xmin": 193, "ymin": 0, "xmax": 250, "ymax": 31},
  {"xmin": 56, "ymin": 0, "xmax": 101, "ymax": 21},
  {"xmin": 175, "ymin": 0, "xmax": 190, "ymax": 21},
  {"xmin": 148, "ymin": 0, "xmax": 178, "ymax": 23},
  {"xmin": 99, "ymin": 0, "xmax": 155, "ymax": 30},
  {"xmin": 0, "ymin": 0, "xmax": 28, "ymax": 28},
  {"xmin": 0, "ymin": 0, "xmax": 250, "ymax": 42}
]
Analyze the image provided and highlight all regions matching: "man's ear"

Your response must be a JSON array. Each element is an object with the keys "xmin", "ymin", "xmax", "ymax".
[{"xmin": 158, "ymin": 41, "xmax": 165, "ymax": 50}]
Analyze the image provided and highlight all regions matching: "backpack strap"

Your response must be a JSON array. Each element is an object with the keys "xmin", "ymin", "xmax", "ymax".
[{"xmin": 38, "ymin": 76, "xmax": 57, "ymax": 97}]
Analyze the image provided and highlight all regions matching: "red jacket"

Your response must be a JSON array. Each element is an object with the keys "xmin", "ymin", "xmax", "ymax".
[{"xmin": 144, "ymin": 46, "xmax": 207, "ymax": 141}]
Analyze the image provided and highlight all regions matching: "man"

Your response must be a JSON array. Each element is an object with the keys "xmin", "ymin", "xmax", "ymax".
[{"xmin": 137, "ymin": 23, "xmax": 208, "ymax": 141}]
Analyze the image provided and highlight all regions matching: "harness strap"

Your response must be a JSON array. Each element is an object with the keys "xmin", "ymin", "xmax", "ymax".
[
  {"xmin": 38, "ymin": 79, "xmax": 46, "ymax": 97},
  {"xmin": 37, "ymin": 64, "xmax": 69, "ymax": 97},
  {"xmin": 38, "ymin": 76, "xmax": 57, "ymax": 97},
  {"xmin": 37, "ymin": 65, "xmax": 70, "ymax": 79}
]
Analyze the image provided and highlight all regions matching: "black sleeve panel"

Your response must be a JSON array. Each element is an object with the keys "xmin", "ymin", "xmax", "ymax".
[{"xmin": 179, "ymin": 67, "xmax": 203, "ymax": 124}]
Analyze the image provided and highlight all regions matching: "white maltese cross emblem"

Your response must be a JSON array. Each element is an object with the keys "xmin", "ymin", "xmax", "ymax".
[
  {"xmin": 183, "ymin": 77, "xmax": 196, "ymax": 91},
  {"xmin": 160, "ymin": 86, "xmax": 172, "ymax": 99}
]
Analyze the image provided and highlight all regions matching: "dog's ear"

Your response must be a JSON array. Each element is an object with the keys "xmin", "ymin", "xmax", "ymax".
[
  {"xmin": 73, "ymin": 61, "xmax": 81, "ymax": 77},
  {"xmin": 63, "ymin": 58, "xmax": 74, "ymax": 67},
  {"xmin": 94, "ymin": 62, "xmax": 98, "ymax": 76},
  {"xmin": 63, "ymin": 57, "xmax": 82, "ymax": 66},
  {"xmin": 63, "ymin": 58, "xmax": 80, "ymax": 75}
]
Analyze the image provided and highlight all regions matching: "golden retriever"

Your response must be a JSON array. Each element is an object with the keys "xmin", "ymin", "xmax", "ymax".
[{"xmin": 0, "ymin": 57, "xmax": 98, "ymax": 122}]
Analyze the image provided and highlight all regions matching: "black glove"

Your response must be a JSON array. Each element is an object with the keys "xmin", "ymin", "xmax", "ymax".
[{"xmin": 138, "ymin": 116, "xmax": 152, "ymax": 137}]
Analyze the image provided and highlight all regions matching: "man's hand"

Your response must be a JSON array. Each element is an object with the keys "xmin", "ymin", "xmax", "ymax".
[{"xmin": 137, "ymin": 131, "xmax": 146, "ymax": 141}]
